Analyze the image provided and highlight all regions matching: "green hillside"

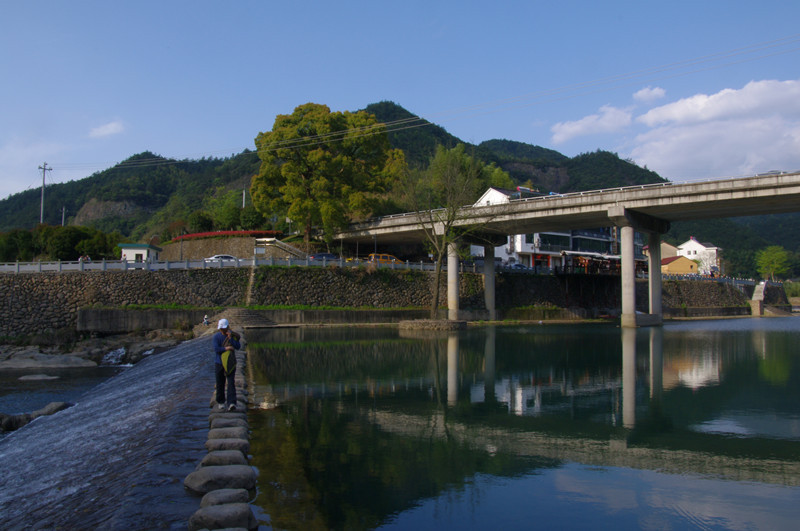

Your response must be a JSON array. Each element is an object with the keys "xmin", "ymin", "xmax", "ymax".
[{"xmin": 0, "ymin": 100, "xmax": 792, "ymax": 277}]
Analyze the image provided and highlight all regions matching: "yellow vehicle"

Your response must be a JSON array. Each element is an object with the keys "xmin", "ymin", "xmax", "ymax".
[{"xmin": 367, "ymin": 253, "xmax": 403, "ymax": 264}]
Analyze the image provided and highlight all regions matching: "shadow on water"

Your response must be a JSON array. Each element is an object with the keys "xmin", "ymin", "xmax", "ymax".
[
  {"xmin": 245, "ymin": 320, "xmax": 800, "ymax": 530},
  {"xmin": 0, "ymin": 337, "xmax": 214, "ymax": 530}
]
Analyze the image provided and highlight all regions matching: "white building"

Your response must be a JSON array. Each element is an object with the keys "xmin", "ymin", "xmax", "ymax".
[
  {"xmin": 470, "ymin": 187, "xmax": 636, "ymax": 270},
  {"xmin": 118, "ymin": 243, "xmax": 162, "ymax": 262},
  {"xmin": 677, "ymin": 236, "xmax": 721, "ymax": 275}
]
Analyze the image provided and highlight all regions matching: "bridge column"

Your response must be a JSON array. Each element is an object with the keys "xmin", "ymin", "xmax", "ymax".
[
  {"xmin": 609, "ymin": 205, "xmax": 669, "ymax": 328},
  {"xmin": 620, "ymin": 225, "xmax": 637, "ymax": 328},
  {"xmin": 483, "ymin": 245, "xmax": 496, "ymax": 320},
  {"xmin": 447, "ymin": 242, "xmax": 460, "ymax": 320},
  {"xmin": 648, "ymin": 233, "xmax": 662, "ymax": 319}
]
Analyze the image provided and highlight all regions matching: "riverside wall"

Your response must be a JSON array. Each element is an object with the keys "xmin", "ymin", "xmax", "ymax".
[{"xmin": 0, "ymin": 266, "xmax": 787, "ymax": 338}]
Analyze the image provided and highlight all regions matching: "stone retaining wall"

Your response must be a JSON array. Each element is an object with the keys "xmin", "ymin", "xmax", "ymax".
[{"xmin": 0, "ymin": 267, "xmax": 788, "ymax": 338}]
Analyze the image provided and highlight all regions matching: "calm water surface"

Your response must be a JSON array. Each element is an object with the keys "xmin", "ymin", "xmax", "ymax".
[{"xmin": 246, "ymin": 318, "xmax": 800, "ymax": 530}]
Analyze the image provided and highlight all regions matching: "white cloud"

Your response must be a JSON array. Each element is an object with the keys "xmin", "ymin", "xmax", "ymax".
[
  {"xmin": 629, "ymin": 116, "xmax": 800, "ymax": 181},
  {"xmin": 89, "ymin": 120, "xmax": 124, "ymax": 138},
  {"xmin": 637, "ymin": 79, "xmax": 800, "ymax": 127},
  {"xmin": 627, "ymin": 79, "xmax": 800, "ymax": 180},
  {"xmin": 551, "ymin": 105, "xmax": 632, "ymax": 144},
  {"xmin": 633, "ymin": 86, "xmax": 665, "ymax": 103}
]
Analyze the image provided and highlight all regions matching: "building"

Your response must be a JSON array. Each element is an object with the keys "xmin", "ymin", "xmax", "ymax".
[
  {"xmin": 470, "ymin": 187, "xmax": 644, "ymax": 270},
  {"xmin": 677, "ymin": 237, "xmax": 721, "ymax": 275},
  {"xmin": 644, "ymin": 241, "xmax": 678, "ymax": 259},
  {"xmin": 661, "ymin": 255, "xmax": 698, "ymax": 275},
  {"xmin": 118, "ymin": 243, "xmax": 162, "ymax": 262}
]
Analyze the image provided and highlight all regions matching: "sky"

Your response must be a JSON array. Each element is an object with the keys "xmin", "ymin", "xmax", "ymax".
[{"xmin": 2, "ymin": 1, "xmax": 800, "ymax": 201}]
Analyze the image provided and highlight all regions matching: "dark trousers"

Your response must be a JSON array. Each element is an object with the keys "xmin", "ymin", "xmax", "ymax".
[{"xmin": 215, "ymin": 363, "xmax": 237, "ymax": 407}]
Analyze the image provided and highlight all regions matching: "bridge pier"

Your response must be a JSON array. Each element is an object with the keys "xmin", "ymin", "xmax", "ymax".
[
  {"xmin": 483, "ymin": 245, "xmax": 496, "ymax": 321},
  {"xmin": 447, "ymin": 242, "xmax": 460, "ymax": 320},
  {"xmin": 609, "ymin": 206, "xmax": 669, "ymax": 328}
]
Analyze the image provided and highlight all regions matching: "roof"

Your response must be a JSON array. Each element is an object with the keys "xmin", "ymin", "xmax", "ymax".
[{"xmin": 661, "ymin": 256, "xmax": 688, "ymax": 265}]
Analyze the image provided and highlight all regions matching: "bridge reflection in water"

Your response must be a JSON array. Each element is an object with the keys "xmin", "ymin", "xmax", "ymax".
[{"xmin": 246, "ymin": 321, "xmax": 800, "ymax": 529}]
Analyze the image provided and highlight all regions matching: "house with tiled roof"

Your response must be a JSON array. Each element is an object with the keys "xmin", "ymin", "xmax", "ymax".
[
  {"xmin": 677, "ymin": 237, "xmax": 721, "ymax": 275},
  {"xmin": 661, "ymin": 255, "xmax": 698, "ymax": 275}
]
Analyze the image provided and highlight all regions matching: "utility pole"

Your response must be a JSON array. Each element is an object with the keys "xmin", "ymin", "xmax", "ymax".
[
  {"xmin": 38, "ymin": 162, "xmax": 52, "ymax": 224},
  {"xmin": 242, "ymin": 187, "xmax": 246, "ymax": 208},
  {"xmin": 61, "ymin": 206, "xmax": 66, "ymax": 226}
]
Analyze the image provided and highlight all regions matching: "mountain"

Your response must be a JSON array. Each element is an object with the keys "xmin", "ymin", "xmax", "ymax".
[
  {"xmin": 0, "ymin": 101, "xmax": 793, "ymax": 277},
  {"xmin": 0, "ymin": 150, "xmax": 260, "ymax": 240}
]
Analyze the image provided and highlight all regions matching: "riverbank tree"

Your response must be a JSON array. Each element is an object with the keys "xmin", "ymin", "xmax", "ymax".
[{"xmin": 251, "ymin": 103, "xmax": 406, "ymax": 244}]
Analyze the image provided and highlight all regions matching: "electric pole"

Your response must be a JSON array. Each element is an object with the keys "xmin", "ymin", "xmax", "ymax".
[{"xmin": 38, "ymin": 162, "xmax": 52, "ymax": 224}]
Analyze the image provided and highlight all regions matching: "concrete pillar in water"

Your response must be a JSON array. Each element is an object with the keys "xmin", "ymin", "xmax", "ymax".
[
  {"xmin": 648, "ymin": 232, "xmax": 663, "ymax": 321},
  {"xmin": 483, "ymin": 245, "xmax": 496, "ymax": 321},
  {"xmin": 620, "ymin": 225, "xmax": 637, "ymax": 328},
  {"xmin": 447, "ymin": 242, "xmax": 459, "ymax": 321}
]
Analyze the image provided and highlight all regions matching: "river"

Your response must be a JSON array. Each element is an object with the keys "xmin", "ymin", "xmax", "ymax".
[
  {"xmin": 0, "ymin": 336, "xmax": 213, "ymax": 529},
  {"xmin": 245, "ymin": 318, "xmax": 800, "ymax": 530},
  {"xmin": 2, "ymin": 318, "xmax": 799, "ymax": 530}
]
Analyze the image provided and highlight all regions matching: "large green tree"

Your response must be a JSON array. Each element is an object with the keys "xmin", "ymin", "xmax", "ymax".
[
  {"xmin": 756, "ymin": 245, "xmax": 792, "ymax": 281},
  {"xmin": 251, "ymin": 103, "xmax": 405, "ymax": 243}
]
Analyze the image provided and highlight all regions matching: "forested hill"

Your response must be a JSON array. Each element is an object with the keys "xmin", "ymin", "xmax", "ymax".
[
  {"xmin": 365, "ymin": 101, "xmax": 667, "ymax": 193},
  {"xmin": 0, "ymin": 100, "xmax": 794, "ymax": 275},
  {"xmin": 0, "ymin": 151, "xmax": 261, "ymax": 239}
]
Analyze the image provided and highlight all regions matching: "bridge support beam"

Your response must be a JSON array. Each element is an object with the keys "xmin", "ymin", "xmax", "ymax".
[
  {"xmin": 609, "ymin": 206, "xmax": 668, "ymax": 328},
  {"xmin": 483, "ymin": 244, "xmax": 496, "ymax": 320},
  {"xmin": 447, "ymin": 242, "xmax": 460, "ymax": 320}
]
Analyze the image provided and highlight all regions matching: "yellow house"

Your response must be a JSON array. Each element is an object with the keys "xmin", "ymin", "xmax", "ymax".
[{"xmin": 661, "ymin": 255, "xmax": 698, "ymax": 275}]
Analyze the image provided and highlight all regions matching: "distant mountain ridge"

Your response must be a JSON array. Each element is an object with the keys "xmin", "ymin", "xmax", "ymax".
[{"xmin": 0, "ymin": 100, "xmax": 793, "ymax": 276}]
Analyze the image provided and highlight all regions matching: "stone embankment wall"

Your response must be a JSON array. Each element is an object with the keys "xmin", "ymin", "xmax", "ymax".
[
  {"xmin": 0, "ymin": 266, "xmax": 787, "ymax": 338},
  {"xmin": 0, "ymin": 269, "xmax": 248, "ymax": 338}
]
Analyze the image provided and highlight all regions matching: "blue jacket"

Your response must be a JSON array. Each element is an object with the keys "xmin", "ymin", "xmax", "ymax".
[{"xmin": 212, "ymin": 331, "xmax": 241, "ymax": 365}]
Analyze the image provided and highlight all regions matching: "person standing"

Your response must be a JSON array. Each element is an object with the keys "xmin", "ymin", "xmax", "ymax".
[{"xmin": 213, "ymin": 318, "xmax": 241, "ymax": 411}]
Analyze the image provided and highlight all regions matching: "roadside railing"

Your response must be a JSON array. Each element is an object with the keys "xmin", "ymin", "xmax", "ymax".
[
  {"xmin": 0, "ymin": 258, "xmax": 767, "ymax": 290},
  {"xmin": 0, "ymin": 257, "xmax": 441, "ymax": 273}
]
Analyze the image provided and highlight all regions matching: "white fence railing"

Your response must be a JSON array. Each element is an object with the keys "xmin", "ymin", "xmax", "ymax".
[{"xmin": 0, "ymin": 258, "xmax": 766, "ymax": 290}]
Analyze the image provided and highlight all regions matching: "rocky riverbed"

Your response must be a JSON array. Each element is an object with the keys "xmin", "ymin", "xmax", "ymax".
[
  {"xmin": 0, "ymin": 329, "xmax": 194, "ymax": 370},
  {"xmin": 0, "ymin": 329, "xmax": 195, "ymax": 432}
]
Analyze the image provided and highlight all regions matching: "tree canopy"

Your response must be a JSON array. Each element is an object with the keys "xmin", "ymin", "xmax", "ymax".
[
  {"xmin": 756, "ymin": 245, "xmax": 792, "ymax": 281},
  {"xmin": 251, "ymin": 103, "xmax": 406, "ymax": 243}
]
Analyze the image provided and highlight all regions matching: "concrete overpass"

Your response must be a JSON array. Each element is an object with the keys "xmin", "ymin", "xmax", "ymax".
[{"xmin": 336, "ymin": 172, "xmax": 800, "ymax": 326}]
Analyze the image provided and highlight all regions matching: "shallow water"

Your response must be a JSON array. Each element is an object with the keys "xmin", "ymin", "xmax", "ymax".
[
  {"xmin": 0, "ymin": 365, "xmax": 124, "ymax": 416},
  {"xmin": 246, "ymin": 318, "xmax": 800, "ymax": 530},
  {"xmin": 0, "ymin": 337, "xmax": 214, "ymax": 529}
]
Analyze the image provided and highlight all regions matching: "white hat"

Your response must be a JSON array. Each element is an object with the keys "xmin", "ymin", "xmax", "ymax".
[{"xmin": 217, "ymin": 318, "xmax": 229, "ymax": 329}]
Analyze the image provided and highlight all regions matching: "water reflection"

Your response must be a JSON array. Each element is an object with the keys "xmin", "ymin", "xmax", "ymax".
[{"xmin": 246, "ymin": 320, "xmax": 800, "ymax": 530}]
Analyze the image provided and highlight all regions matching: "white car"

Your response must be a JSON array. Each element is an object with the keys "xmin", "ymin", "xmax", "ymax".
[{"xmin": 204, "ymin": 254, "xmax": 237, "ymax": 261}]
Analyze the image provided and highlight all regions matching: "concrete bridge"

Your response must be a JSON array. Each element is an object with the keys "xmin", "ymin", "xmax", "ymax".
[{"xmin": 336, "ymin": 172, "xmax": 800, "ymax": 326}]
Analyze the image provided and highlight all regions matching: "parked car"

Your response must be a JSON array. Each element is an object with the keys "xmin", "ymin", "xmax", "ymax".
[
  {"xmin": 368, "ymin": 253, "xmax": 403, "ymax": 264},
  {"xmin": 309, "ymin": 253, "xmax": 340, "ymax": 261},
  {"xmin": 204, "ymin": 254, "xmax": 237, "ymax": 261}
]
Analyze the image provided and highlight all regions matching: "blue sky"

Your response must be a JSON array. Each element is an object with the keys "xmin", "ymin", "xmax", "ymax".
[{"xmin": 2, "ymin": 1, "xmax": 799, "ymax": 200}]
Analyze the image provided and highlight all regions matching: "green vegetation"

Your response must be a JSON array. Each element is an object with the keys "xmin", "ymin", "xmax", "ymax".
[
  {"xmin": 756, "ymin": 245, "xmax": 792, "ymax": 281},
  {"xmin": 251, "ymin": 103, "xmax": 406, "ymax": 244},
  {"xmin": 0, "ymin": 224, "xmax": 123, "ymax": 261},
  {"xmin": 0, "ymin": 100, "xmax": 795, "ymax": 278}
]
